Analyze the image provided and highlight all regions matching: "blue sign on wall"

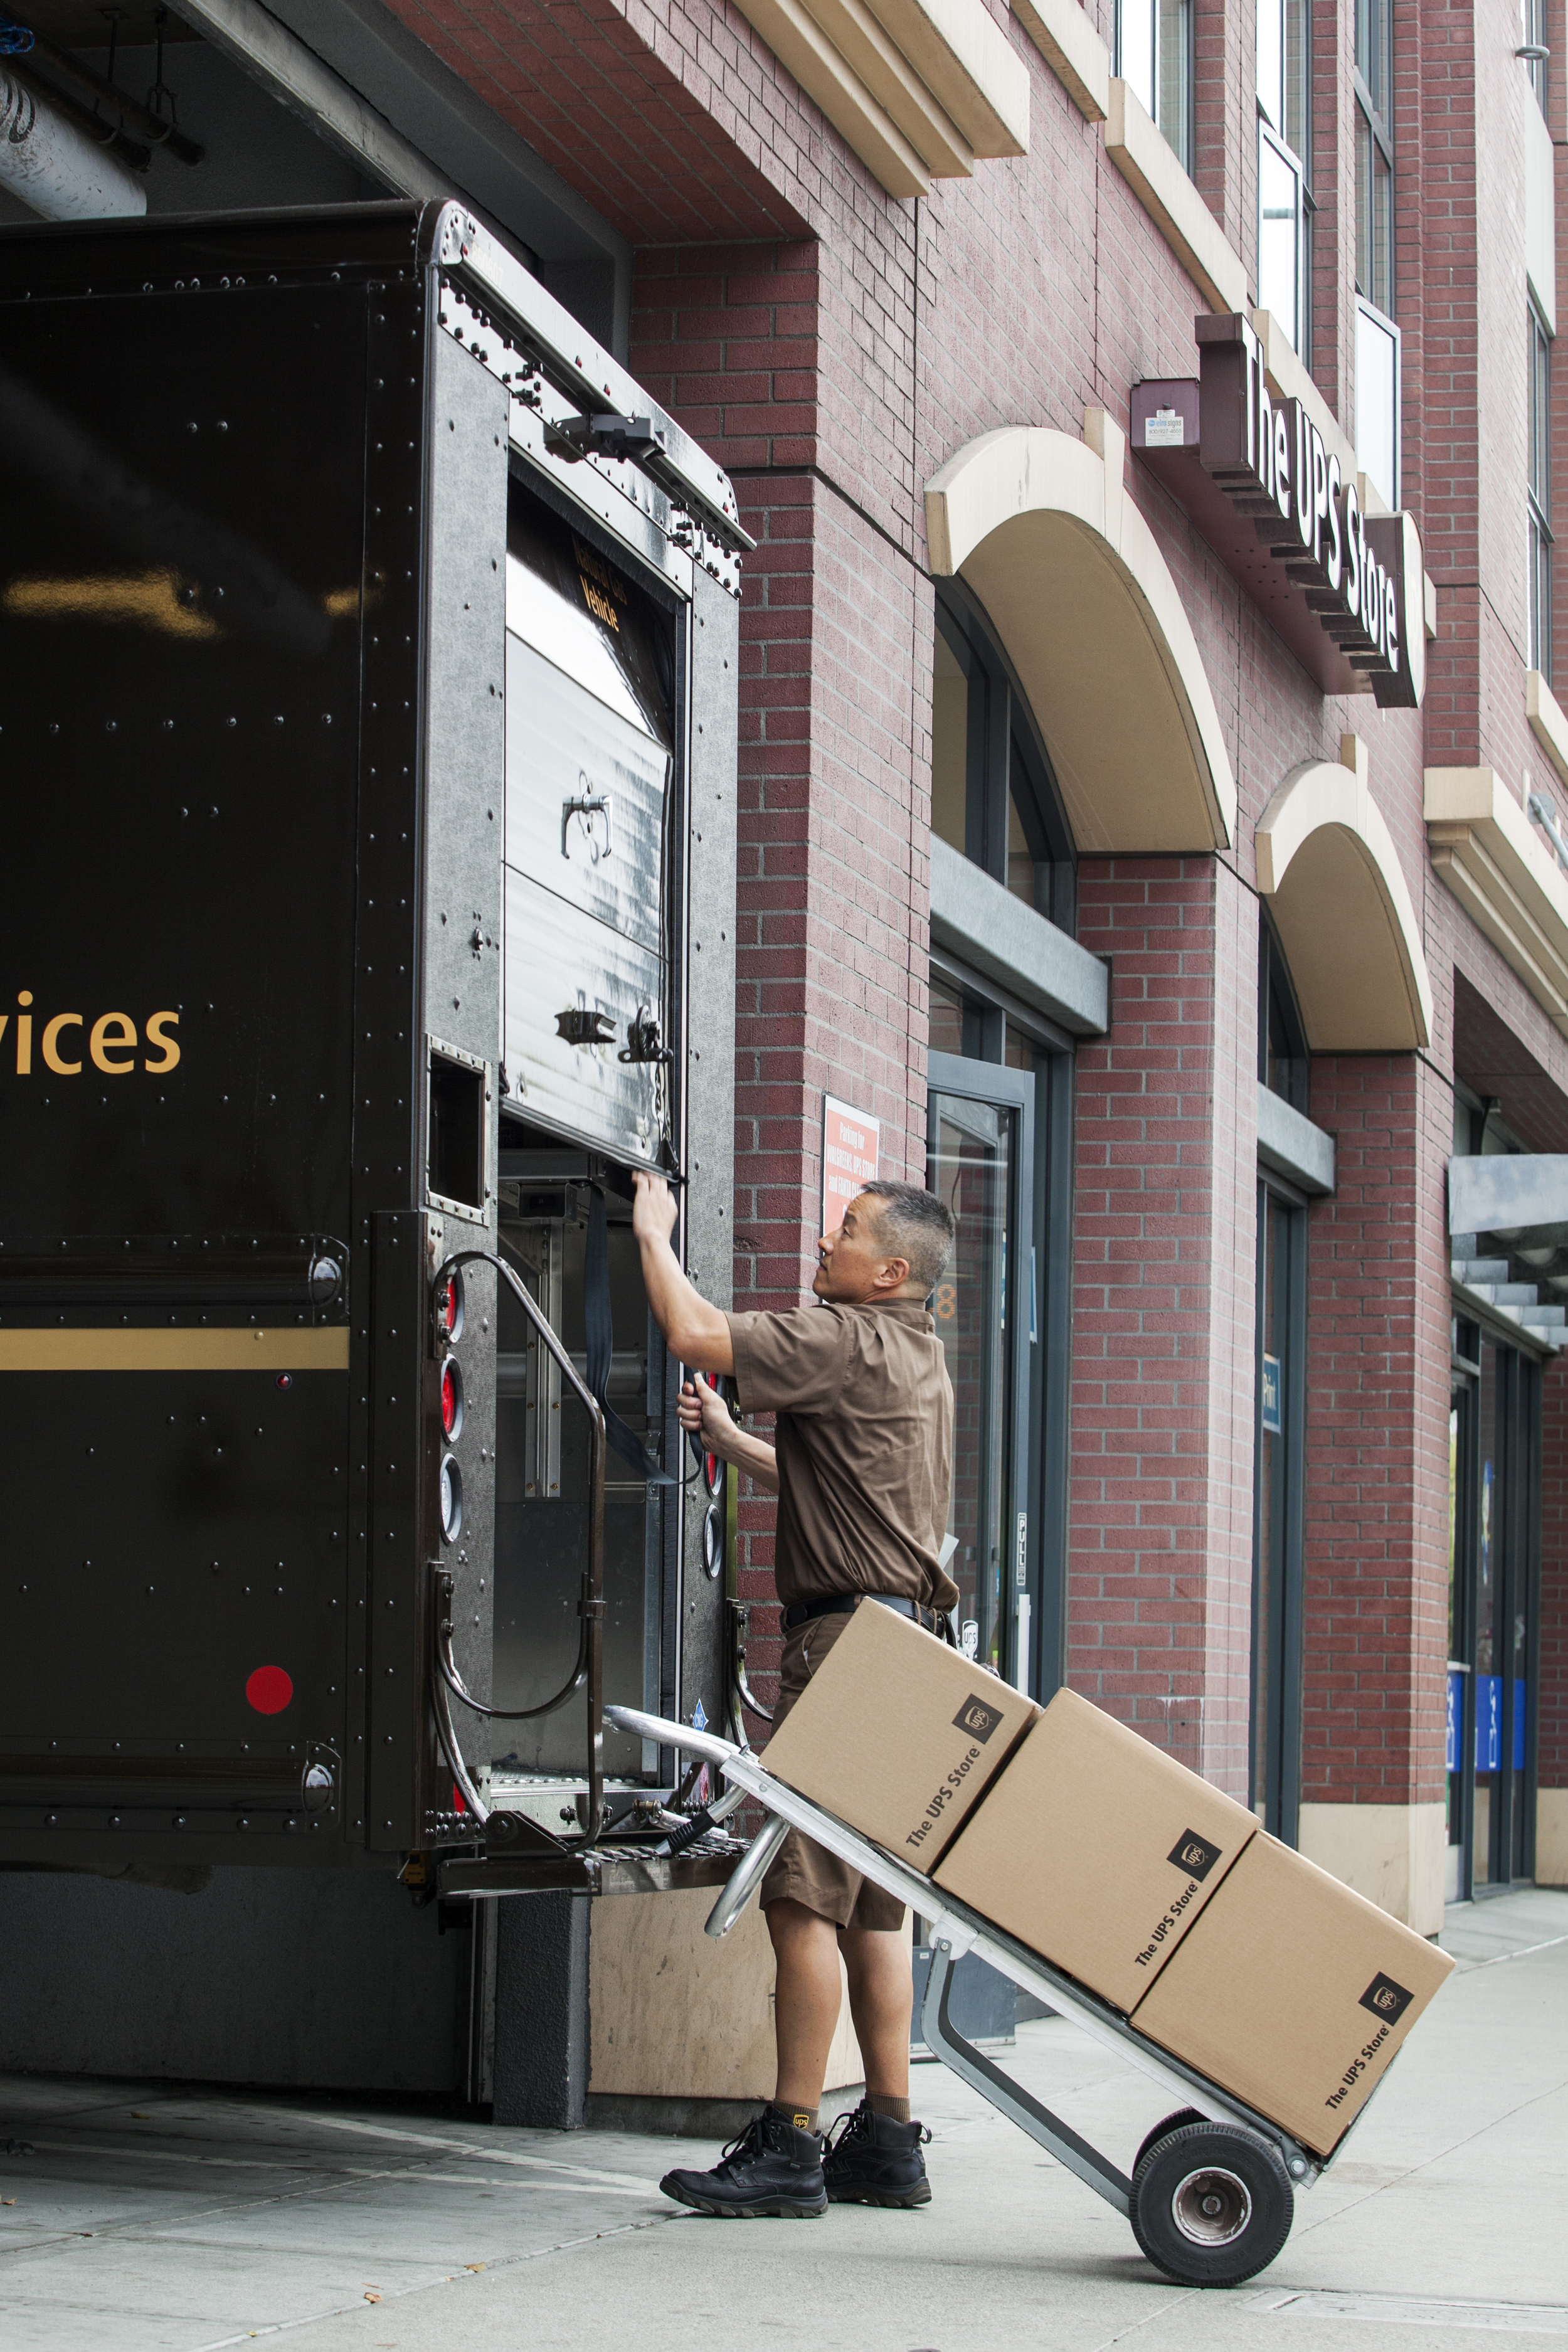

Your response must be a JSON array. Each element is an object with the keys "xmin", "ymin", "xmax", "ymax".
[
  {"xmin": 1475, "ymin": 1674, "xmax": 1502, "ymax": 1773},
  {"xmin": 1261, "ymin": 1353, "xmax": 1282, "ymax": 1436},
  {"xmin": 1446, "ymin": 1671, "xmax": 1464, "ymax": 1774}
]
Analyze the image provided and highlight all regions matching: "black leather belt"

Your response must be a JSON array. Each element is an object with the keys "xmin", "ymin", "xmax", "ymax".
[{"xmin": 781, "ymin": 1591, "xmax": 944, "ymax": 1636}]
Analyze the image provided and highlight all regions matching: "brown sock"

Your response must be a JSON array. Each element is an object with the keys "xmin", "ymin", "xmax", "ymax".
[
  {"xmin": 867, "ymin": 2094, "xmax": 911, "ymax": 2123},
  {"xmin": 770, "ymin": 2099, "xmax": 819, "ymax": 2133}
]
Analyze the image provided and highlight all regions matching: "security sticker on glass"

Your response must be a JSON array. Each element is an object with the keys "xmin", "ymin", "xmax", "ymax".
[
  {"xmin": 951, "ymin": 1694, "xmax": 1004, "ymax": 1744},
  {"xmin": 1358, "ymin": 1973, "xmax": 1414, "ymax": 2026},
  {"xmin": 1165, "ymin": 1829, "xmax": 1222, "ymax": 1882}
]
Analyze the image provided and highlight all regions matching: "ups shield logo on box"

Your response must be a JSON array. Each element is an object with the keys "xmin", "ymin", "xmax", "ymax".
[
  {"xmin": 1358, "ymin": 1972, "xmax": 1414, "ymax": 2025},
  {"xmin": 1166, "ymin": 1829, "xmax": 1222, "ymax": 1882},
  {"xmin": 951, "ymin": 1695, "xmax": 1004, "ymax": 1744}
]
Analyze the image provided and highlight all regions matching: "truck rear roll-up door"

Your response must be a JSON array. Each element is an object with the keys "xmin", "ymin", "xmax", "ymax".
[{"xmin": 501, "ymin": 482, "xmax": 675, "ymax": 1169}]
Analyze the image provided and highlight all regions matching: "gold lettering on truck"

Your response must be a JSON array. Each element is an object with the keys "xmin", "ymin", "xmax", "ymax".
[{"xmin": 3, "ymin": 997, "xmax": 179, "ymax": 1076}]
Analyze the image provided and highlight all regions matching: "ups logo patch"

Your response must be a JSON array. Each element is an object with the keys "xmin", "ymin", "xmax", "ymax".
[
  {"xmin": 951, "ymin": 1694, "xmax": 1004, "ymax": 1744},
  {"xmin": 1166, "ymin": 1829, "xmax": 1222, "ymax": 1882}
]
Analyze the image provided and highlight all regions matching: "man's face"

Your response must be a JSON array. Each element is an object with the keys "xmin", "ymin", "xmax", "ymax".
[{"xmin": 813, "ymin": 1193, "xmax": 906, "ymax": 1303}]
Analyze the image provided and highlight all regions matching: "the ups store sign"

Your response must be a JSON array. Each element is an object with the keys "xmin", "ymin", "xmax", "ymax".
[{"xmin": 1133, "ymin": 314, "xmax": 1425, "ymax": 711}]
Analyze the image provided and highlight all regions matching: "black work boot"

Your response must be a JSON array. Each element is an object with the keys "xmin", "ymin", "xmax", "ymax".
[
  {"xmin": 822, "ymin": 2099, "xmax": 932, "ymax": 2207},
  {"xmin": 660, "ymin": 2108, "xmax": 827, "ymax": 2218}
]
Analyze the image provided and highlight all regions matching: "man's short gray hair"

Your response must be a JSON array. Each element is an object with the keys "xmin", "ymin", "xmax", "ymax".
[{"xmin": 860, "ymin": 1180, "xmax": 956, "ymax": 1292}]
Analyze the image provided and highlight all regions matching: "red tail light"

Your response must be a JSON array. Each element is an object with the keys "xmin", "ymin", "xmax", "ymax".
[
  {"xmin": 440, "ymin": 1355, "xmax": 464, "ymax": 1440},
  {"xmin": 438, "ymin": 1268, "xmax": 465, "ymax": 1342}
]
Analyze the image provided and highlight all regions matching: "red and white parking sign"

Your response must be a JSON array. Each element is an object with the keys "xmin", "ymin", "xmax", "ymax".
[{"xmin": 821, "ymin": 1094, "xmax": 881, "ymax": 1235}]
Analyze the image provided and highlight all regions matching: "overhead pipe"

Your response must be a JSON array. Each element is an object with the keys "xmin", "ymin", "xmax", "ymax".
[
  {"xmin": 0, "ymin": 65, "xmax": 147, "ymax": 218},
  {"xmin": 25, "ymin": 31, "xmax": 203, "ymax": 166}
]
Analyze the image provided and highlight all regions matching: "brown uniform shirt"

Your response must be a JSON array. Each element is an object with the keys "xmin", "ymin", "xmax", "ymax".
[{"xmin": 725, "ymin": 1298, "xmax": 958, "ymax": 1615}]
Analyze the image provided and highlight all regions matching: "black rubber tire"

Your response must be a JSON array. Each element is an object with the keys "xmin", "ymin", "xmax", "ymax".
[
  {"xmin": 1128, "ymin": 2120, "xmax": 1295, "ymax": 2288},
  {"xmin": 1133, "ymin": 2108, "xmax": 1207, "ymax": 2175}
]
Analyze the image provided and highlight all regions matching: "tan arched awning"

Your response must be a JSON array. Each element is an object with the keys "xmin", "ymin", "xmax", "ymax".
[
  {"xmin": 924, "ymin": 415, "xmax": 1235, "ymax": 852},
  {"xmin": 1256, "ymin": 741, "xmax": 1433, "ymax": 1050}
]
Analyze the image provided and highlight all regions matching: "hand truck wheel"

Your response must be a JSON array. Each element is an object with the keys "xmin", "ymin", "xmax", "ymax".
[
  {"xmin": 1128, "ymin": 2118, "xmax": 1294, "ymax": 2287},
  {"xmin": 1133, "ymin": 2107, "xmax": 1205, "ymax": 2175}
]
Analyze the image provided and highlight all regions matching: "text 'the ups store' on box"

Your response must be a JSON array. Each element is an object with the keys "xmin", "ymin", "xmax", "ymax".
[
  {"xmin": 760, "ymin": 1601, "xmax": 1037, "ymax": 1873},
  {"xmin": 1130, "ymin": 1833, "xmax": 1455, "ymax": 2155},
  {"xmin": 934, "ymin": 1688, "xmax": 1260, "ymax": 2011}
]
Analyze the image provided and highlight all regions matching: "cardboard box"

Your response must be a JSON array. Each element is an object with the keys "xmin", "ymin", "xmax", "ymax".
[
  {"xmin": 760, "ymin": 1601, "xmax": 1037, "ymax": 1872},
  {"xmin": 933, "ymin": 1688, "xmax": 1259, "ymax": 2010},
  {"xmin": 1130, "ymin": 1833, "xmax": 1456, "ymax": 2156}
]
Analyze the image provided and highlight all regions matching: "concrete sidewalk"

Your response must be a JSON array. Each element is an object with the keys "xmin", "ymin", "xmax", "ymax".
[{"xmin": 1, "ymin": 1886, "xmax": 1564, "ymax": 2349}]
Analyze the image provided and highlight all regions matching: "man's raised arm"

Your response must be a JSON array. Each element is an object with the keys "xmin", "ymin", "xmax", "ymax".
[{"xmin": 630, "ymin": 1172, "xmax": 735, "ymax": 1375}]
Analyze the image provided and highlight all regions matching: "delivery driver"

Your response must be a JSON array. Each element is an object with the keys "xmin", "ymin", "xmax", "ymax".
[{"xmin": 630, "ymin": 1171, "xmax": 958, "ymax": 2219}]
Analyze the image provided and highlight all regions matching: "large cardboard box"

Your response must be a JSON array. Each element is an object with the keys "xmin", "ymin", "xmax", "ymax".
[
  {"xmin": 1130, "ymin": 1832, "xmax": 1456, "ymax": 2155},
  {"xmin": 933, "ymin": 1688, "xmax": 1259, "ymax": 2010},
  {"xmin": 760, "ymin": 1601, "xmax": 1037, "ymax": 1872}
]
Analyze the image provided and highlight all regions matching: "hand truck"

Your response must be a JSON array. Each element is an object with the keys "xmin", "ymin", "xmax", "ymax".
[{"xmin": 607, "ymin": 1704, "xmax": 1354, "ymax": 2290}]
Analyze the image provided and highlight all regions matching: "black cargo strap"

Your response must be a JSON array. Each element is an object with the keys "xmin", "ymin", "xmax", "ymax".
[
  {"xmin": 781, "ymin": 1591, "xmax": 948, "ymax": 1637},
  {"xmin": 585, "ymin": 1184, "xmax": 676, "ymax": 1485}
]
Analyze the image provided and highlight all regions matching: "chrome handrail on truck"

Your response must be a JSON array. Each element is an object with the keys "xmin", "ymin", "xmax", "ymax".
[{"xmin": 606, "ymin": 1703, "xmax": 1333, "ymax": 2284}]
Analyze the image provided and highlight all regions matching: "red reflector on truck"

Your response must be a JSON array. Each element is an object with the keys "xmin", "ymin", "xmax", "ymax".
[{"xmin": 245, "ymin": 1665, "xmax": 294, "ymax": 1715}]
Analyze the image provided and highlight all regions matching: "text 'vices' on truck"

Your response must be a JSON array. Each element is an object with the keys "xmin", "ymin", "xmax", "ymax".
[{"xmin": 0, "ymin": 201, "xmax": 751, "ymax": 1957}]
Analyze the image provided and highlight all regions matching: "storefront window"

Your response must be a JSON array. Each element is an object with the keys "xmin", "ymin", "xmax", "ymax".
[
  {"xmin": 932, "ymin": 627, "xmax": 971, "ymax": 857},
  {"xmin": 929, "ymin": 975, "xmax": 968, "ymax": 1059},
  {"xmin": 1447, "ymin": 1321, "xmax": 1540, "ymax": 1895},
  {"xmin": 1259, "ymin": 911, "xmax": 1309, "ymax": 1111},
  {"xmin": 933, "ymin": 590, "xmax": 1076, "ymax": 935}
]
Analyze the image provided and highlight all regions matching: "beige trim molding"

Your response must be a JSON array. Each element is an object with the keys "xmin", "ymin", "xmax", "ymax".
[
  {"xmin": 1427, "ymin": 765, "xmax": 1568, "ymax": 1037},
  {"xmin": 728, "ymin": 0, "xmax": 1026, "ymax": 196},
  {"xmin": 1298, "ymin": 1801, "xmax": 1446, "ymax": 1936},
  {"xmin": 926, "ymin": 410, "xmax": 1236, "ymax": 852},
  {"xmin": 1527, "ymin": 669, "xmax": 1568, "ymax": 794},
  {"xmin": 1256, "ymin": 734, "xmax": 1433, "ymax": 1049},
  {"xmin": 0, "ymin": 1327, "xmax": 351, "ymax": 1372},
  {"xmin": 1010, "ymin": 0, "xmax": 1108, "ymax": 119},
  {"xmin": 867, "ymin": 0, "xmax": 1029, "ymax": 156},
  {"xmin": 1105, "ymin": 79, "xmax": 1248, "ymax": 314}
]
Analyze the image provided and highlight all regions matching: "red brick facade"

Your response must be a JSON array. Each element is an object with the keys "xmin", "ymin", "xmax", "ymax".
[{"xmin": 385, "ymin": 0, "xmax": 1568, "ymax": 1898}]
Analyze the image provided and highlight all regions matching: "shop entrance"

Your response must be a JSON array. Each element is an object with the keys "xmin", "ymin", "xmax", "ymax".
[
  {"xmin": 926, "ymin": 1054, "xmax": 1034, "ymax": 1689},
  {"xmin": 1448, "ymin": 1328, "xmax": 1540, "ymax": 1896},
  {"xmin": 1251, "ymin": 1180, "xmax": 1307, "ymax": 1841}
]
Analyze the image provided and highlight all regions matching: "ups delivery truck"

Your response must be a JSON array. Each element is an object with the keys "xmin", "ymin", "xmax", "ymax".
[{"xmin": 0, "ymin": 200, "xmax": 747, "ymax": 2110}]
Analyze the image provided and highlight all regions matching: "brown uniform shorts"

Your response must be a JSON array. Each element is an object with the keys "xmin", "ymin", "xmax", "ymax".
[{"xmin": 758, "ymin": 1606, "xmax": 908, "ymax": 1934}]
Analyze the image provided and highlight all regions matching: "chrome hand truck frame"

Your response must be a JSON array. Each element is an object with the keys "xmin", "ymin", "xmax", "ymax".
[{"xmin": 608, "ymin": 1705, "xmax": 1346, "ymax": 2289}]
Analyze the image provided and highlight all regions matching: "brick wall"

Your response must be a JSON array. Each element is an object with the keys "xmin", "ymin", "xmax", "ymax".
[
  {"xmin": 1067, "ymin": 855, "xmax": 1257, "ymax": 1796},
  {"xmin": 1301, "ymin": 1052, "xmax": 1451, "ymax": 1809}
]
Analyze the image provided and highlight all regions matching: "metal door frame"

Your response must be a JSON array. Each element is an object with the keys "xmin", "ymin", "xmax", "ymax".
[
  {"xmin": 928, "ymin": 1051, "xmax": 1034, "ymax": 1692},
  {"xmin": 1251, "ymin": 1173, "xmax": 1308, "ymax": 1848}
]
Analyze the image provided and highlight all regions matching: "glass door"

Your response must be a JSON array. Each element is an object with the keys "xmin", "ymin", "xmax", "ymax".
[
  {"xmin": 926, "ymin": 1053, "xmax": 1033, "ymax": 1688},
  {"xmin": 1448, "ymin": 1331, "xmax": 1540, "ymax": 1895}
]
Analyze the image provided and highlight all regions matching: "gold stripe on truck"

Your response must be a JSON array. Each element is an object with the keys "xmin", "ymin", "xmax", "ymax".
[{"xmin": 0, "ymin": 1328, "xmax": 351, "ymax": 1372}]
